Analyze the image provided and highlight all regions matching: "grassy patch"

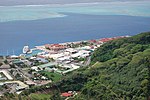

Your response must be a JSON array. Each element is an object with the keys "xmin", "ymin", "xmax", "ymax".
[
  {"xmin": 29, "ymin": 93, "xmax": 51, "ymax": 100},
  {"xmin": 92, "ymin": 62, "xmax": 102, "ymax": 68},
  {"xmin": 40, "ymin": 71, "xmax": 62, "ymax": 82}
]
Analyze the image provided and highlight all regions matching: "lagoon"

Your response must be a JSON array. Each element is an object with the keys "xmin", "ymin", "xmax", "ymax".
[{"xmin": 0, "ymin": 1, "xmax": 150, "ymax": 22}]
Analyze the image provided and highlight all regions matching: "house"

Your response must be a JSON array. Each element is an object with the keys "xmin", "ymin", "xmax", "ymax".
[
  {"xmin": 0, "ymin": 70, "xmax": 13, "ymax": 80},
  {"xmin": 10, "ymin": 55, "xmax": 19, "ymax": 59},
  {"xmin": 61, "ymin": 92, "xmax": 73, "ymax": 97},
  {"xmin": 25, "ymin": 81, "xmax": 37, "ymax": 87},
  {"xmin": 0, "ymin": 64, "xmax": 10, "ymax": 69},
  {"xmin": 36, "ymin": 57, "xmax": 48, "ymax": 63}
]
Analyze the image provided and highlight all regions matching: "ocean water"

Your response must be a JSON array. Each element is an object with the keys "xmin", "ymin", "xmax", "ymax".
[{"xmin": 0, "ymin": 1, "xmax": 150, "ymax": 55}]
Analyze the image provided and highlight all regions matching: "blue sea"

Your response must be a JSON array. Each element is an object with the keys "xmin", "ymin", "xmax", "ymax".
[{"xmin": 0, "ymin": 1, "xmax": 150, "ymax": 55}]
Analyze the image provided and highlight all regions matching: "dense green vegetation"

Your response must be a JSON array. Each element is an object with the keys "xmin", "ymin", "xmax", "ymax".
[
  {"xmin": 40, "ymin": 71, "xmax": 62, "ymax": 82},
  {"xmin": 92, "ymin": 32, "xmax": 150, "ymax": 63}
]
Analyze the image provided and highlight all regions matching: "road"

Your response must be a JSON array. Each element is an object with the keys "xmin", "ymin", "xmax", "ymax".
[
  {"xmin": 73, "ymin": 56, "xmax": 91, "ymax": 67},
  {"xmin": 84, "ymin": 56, "xmax": 91, "ymax": 66},
  {"xmin": 15, "ymin": 65, "xmax": 32, "ymax": 81}
]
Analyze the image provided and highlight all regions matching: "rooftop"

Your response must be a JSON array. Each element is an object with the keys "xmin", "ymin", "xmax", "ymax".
[{"xmin": 61, "ymin": 92, "xmax": 73, "ymax": 97}]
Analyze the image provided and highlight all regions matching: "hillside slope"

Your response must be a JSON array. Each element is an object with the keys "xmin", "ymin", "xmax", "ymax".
[{"xmin": 73, "ymin": 32, "xmax": 150, "ymax": 100}]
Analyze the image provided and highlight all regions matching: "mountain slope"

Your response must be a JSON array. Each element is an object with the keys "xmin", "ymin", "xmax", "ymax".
[{"xmin": 73, "ymin": 32, "xmax": 150, "ymax": 100}]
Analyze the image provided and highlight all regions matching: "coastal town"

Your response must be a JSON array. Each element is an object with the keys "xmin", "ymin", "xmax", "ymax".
[{"xmin": 0, "ymin": 36, "xmax": 128, "ymax": 97}]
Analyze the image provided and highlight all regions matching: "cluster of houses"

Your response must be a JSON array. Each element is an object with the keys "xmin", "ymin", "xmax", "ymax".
[
  {"xmin": 36, "ymin": 36, "xmax": 128, "ymax": 63},
  {"xmin": 0, "ymin": 36, "xmax": 128, "ymax": 96},
  {"xmin": 0, "ymin": 70, "xmax": 29, "ymax": 96}
]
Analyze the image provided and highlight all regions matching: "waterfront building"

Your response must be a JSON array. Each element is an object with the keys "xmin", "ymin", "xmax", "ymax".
[{"xmin": 45, "ymin": 44, "xmax": 67, "ymax": 51}]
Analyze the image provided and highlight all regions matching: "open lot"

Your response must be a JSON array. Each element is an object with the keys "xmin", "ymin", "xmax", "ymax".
[
  {"xmin": 29, "ymin": 93, "xmax": 51, "ymax": 100},
  {"xmin": 40, "ymin": 71, "xmax": 62, "ymax": 82}
]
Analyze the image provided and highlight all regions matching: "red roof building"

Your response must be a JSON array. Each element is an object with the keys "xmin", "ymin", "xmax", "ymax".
[
  {"xmin": 99, "ymin": 37, "xmax": 121, "ymax": 43},
  {"xmin": 89, "ymin": 40, "xmax": 97, "ymax": 43},
  {"xmin": 99, "ymin": 38, "xmax": 110, "ymax": 42},
  {"xmin": 61, "ymin": 92, "xmax": 73, "ymax": 97},
  {"xmin": 45, "ymin": 44, "xmax": 67, "ymax": 51}
]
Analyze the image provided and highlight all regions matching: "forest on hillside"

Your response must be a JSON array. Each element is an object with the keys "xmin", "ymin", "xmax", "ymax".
[{"xmin": 75, "ymin": 32, "xmax": 150, "ymax": 99}]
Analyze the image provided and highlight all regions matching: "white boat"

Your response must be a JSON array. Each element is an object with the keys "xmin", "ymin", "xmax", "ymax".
[{"xmin": 23, "ymin": 46, "xmax": 32, "ymax": 54}]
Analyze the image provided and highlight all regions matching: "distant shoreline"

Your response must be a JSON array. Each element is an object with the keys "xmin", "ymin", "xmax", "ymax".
[{"xmin": 0, "ymin": 0, "xmax": 149, "ymax": 7}]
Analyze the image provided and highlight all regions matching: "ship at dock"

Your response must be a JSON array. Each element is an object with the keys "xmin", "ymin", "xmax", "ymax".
[{"xmin": 23, "ymin": 46, "xmax": 32, "ymax": 54}]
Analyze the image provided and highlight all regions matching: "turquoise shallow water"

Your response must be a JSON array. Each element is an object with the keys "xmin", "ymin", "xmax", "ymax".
[
  {"xmin": 0, "ymin": 1, "xmax": 150, "ymax": 22},
  {"xmin": 25, "ymin": 50, "xmax": 43, "ymax": 58}
]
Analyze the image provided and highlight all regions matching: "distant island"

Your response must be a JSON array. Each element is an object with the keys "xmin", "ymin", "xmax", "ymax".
[{"xmin": 0, "ymin": 0, "xmax": 147, "ymax": 6}]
